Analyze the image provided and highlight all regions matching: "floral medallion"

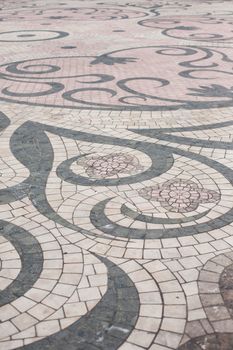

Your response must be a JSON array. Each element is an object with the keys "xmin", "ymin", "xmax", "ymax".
[{"xmin": 139, "ymin": 179, "xmax": 220, "ymax": 213}]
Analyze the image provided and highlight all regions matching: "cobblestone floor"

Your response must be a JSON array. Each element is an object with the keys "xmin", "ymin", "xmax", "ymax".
[{"xmin": 1, "ymin": 0, "xmax": 233, "ymax": 349}]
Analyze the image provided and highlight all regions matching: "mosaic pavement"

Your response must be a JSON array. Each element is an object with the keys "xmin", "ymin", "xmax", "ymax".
[{"xmin": 1, "ymin": 0, "xmax": 233, "ymax": 349}]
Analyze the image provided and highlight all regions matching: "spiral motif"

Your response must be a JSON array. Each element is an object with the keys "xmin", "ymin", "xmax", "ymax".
[{"xmin": 1, "ymin": 0, "xmax": 233, "ymax": 348}]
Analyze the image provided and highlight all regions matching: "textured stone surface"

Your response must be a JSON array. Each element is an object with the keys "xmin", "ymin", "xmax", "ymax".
[{"xmin": 1, "ymin": 0, "xmax": 233, "ymax": 349}]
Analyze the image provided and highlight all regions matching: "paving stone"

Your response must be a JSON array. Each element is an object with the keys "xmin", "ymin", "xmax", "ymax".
[{"xmin": 1, "ymin": 0, "xmax": 233, "ymax": 348}]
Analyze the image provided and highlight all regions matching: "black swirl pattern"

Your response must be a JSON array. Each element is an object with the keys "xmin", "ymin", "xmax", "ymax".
[{"xmin": 0, "ymin": 46, "xmax": 232, "ymax": 111}]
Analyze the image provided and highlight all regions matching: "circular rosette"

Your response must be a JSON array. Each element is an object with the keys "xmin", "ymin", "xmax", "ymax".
[
  {"xmin": 84, "ymin": 152, "xmax": 231, "ymax": 240},
  {"xmin": 56, "ymin": 141, "xmax": 173, "ymax": 187},
  {"xmin": 71, "ymin": 152, "xmax": 145, "ymax": 179},
  {"xmin": 13, "ymin": 120, "xmax": 233, "ymax": 244},
  {"xmin": 54, "ymin": 148, "xmax": 226, "ymax": 243},
  {"xmin": 138, "ymin": 179, "xmax": 220, "ymax": 213}
]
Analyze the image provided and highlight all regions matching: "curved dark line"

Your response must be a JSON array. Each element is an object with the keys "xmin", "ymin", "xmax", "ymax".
[
  {"xmin": 1, "ymin": 92, "xmax": 233, "ymax": 112},
  {"xmin": 2, "ymin": 82, "xmax": 64, "ymax": 97},
  {"xmin": 178, "ymin": 333, "xmax": 233, "ymax": 349},
  {"xmin": 1, "ymin": 70, "xmax": 114, "ymax": 84},
  {"xmin": 121, "ymin": 203, "xmax": 211, "ymax": 224},
  {"xmin": 42, "ymin": 121, "xmax": 233, "ymax": 185},
  {"xmin": 0, "ymin": 111, "xmax": 10, "ymax": 132},
  {"xmin": 116, "ymin": 75, "xmax": 211, "ymax": 105},
  {"xmin": 178, "ymin": 48, "xmax": 217, "ymax": 69},
  {"xmin": 0, "ymin": 111, "xmax": 31, "ymax": 204},
  {"xmin": 0, "ymin": 220, "xmax": 43, "ymax": 306},
  {"xmin": 0, "ymin": 55, "xmax": 95, "ymax": 81},
  {"xmin": 7, "ymin": 121, "xmax": 233, "ymax": 240},
  {"xmin": 117, "ymin": 76, "xmax": 182, "ymax": 104},
  {"xmin": 161, "ymin": 27, "xmax": 233, "ymax": 43},
  {"xmin": 6, "ymin": 63, "xmax": 61, "ymax": 75},
  {"xmin": 0, "ymin": 30, "xmax": 69, "ymax": 42},
  {"xmin": 204, "ymin": 47, "xmax": 233, "ymax": 64},
  {"xmin": 114, "ymin": 133, "xmax": 233, "ymax": 239},
  {"xmin": 137, "ymin": 18, "xmax": 173, "ymax": 27},
  {"xmin": 62, "ymin": 87, "xmax": 118, "ymax": 107},
  {"xmin": 75, "ymin": 74, "xmax": 115, "ymax": 84},
  {"xmin": 7, "ymin": 122, "xmax": 87, "ymax": 234},
  {"xmin": 96, "ymin": 45, "xmax": 218, "ymax": 76},
  {"xmin": 6, "ymin": 122, "xmax": 121, "ymax": 240},
  {"xmin": 117, "ymin": 77, "xmax": 169, "ymax": 96},
  {"xmin": 90, "ymin": 198, "xmax": 220, "ymax": 239},
  {"xmin": 6, "ymin": 6, "xmax": 149, "ymax": 22},
  {"xmin": 0, "ymin": 180, "xmax": 30, "ymax": 204},
  {"xmin": 56, "ymin": 149, "xmax": 173, "ymax": 186},
  {"xmin": 131, "ymin": 119, "xmax": 233, "ymax": 134},
  {"xmin": 18, "ymin": 256, "xmax": 140, "ymax": 350},
  {"xmin": 118, "ymin": 95, "xmax": 148, "ymax": 105},
  {"xmin": 131, "ymin": 126, "xmax": 233, "ymax": 150},
  {"xmin": 180, "ymin": 69, "xmax": 233, "ymax": 80},
  {"xmin": 96, "ymin": 44, "xmax": 201, "ymax": 58}
]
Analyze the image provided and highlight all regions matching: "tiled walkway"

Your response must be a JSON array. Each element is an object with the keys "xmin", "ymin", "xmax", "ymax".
[{"xmin": 1, "ymin": 0, "xmax": 233, "ymax": 349}]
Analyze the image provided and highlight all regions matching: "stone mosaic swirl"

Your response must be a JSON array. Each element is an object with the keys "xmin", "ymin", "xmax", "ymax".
[
  {"xmin": 0, "ymin": 6, "xmax": 149, "ymax": 22},
  {"xmin": 0, "ymin": 45, "xmax": 233, "ymax": 111},
  {"xmin": 1, "ymin": 111, "xmax": 233, "ymax": 349},
  {"xmin": 139, "ymin": 14, "xmax": 233, "ymax": 42},
  {"xmin": 1, "ymin": 0, "xmax": 233, "ymax": 348}
]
